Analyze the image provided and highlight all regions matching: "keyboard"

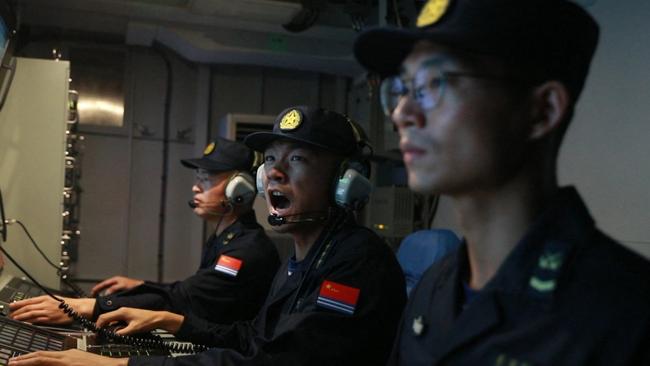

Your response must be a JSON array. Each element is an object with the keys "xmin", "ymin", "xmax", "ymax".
[
  {"xmin": 0, "ymin": 277, "xmax": 46, "ymax": 303},
  {"xmin": 0, "ymin": 314, "xmax": 171, "ymax": 365},
  {"xmin": 0, "ymin": 316, "xmax": 69, "ymax": 365}
]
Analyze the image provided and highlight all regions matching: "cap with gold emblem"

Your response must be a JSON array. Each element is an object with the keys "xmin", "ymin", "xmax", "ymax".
[
  {"xmin": 244, "ymin": 106, "xmax": 363, "ymax": 156},
  {"xmin": 354, "ymin": 0, "xmax": 599, "ymax": 100},
  {"xmin": 181, "ymin": 136, "xmax": 257, "ymax": 173}
]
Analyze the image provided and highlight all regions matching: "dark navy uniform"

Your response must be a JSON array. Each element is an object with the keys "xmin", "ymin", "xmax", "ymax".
[
  {"xmin": 129, "ymin": 216, "xmax": 406, "ymax": 366},
  {"xmin": 93, "ymin": 210, "xmax": 280, "ymax": 325},
  {"xmin": 389, "ymin": 187, "xmax": 650, "ymax": 366}
]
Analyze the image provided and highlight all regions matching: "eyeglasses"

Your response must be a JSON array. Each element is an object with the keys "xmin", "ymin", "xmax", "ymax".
[
  {"xmin": 380, "ymin": 65, "xmax": 510, "ymax": 117},
  {"xmin": 194, "ymin": 169, "xmax": 217, "ymax": 190}
]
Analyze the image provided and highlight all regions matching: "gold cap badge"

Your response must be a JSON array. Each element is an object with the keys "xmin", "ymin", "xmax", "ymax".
[
  {"xmin": 417, "ymin": 0, "xmax": 450, "ymax": 28},
  {"xmin": 203, "ymin": 142, "xmax": 216, "ymax": 156},
  {"xmin": 279, "ymin": 109, "xmax": 302, "ymax": 131}
]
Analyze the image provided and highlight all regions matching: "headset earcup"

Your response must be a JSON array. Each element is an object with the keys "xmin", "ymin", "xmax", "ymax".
[
  {"xmin": 334, "ymin": 166, "xmax": 372, "ymax": 209},
  {"xmin": 225, "ymin": 172, "xmax": 256, "ymax": 205},
  {"xmin": 255, "ymin": 164, "xmax": 266, "ymax": 198}
]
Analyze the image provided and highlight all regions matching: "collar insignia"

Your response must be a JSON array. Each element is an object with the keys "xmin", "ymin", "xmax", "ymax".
[{"xmin": 412, "ymin": 315, "xmax": 426, "ymax": 336}]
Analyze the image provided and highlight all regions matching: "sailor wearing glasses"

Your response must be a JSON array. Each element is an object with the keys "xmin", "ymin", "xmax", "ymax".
[{"xmin": 355, "ymin": 0, "xmax": 650, "ymax": 364}]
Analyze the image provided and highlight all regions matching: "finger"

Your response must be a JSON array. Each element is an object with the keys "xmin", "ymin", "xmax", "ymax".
[
  {"xmin": 9, "ymin": 304, "xmax": 39, "ymax": 318},
  {"xmin": 97, "ymin": 308, "xmax": 127, "ymax": 327},
  {"xmin": 10, "ymin": 301, "xmax": 57, "ymax": 318},
  {"xmin": 12, "ymin": 309, "xmax": 54, "ymax": 322},
  {"xmin": 104, "ymin": 283, "xmax": 125, "ymax": 295},
  {"xmin": 116, "ymin": 323, "xmax": 138, "ymax": 335},
  {"xmin": 9, "ymin": 296, "xmax": 49, "ymax": 310},
  {"xmin": 9, "ymin": 350, "xmax": 56, "ymax": 363},
  {"xmin": 91, "ymin": 278, "xmax": 117, "ymax": 296},
  {"xmin": 96, "ymin": 313, "xmax": 120, "ymax": 328}
]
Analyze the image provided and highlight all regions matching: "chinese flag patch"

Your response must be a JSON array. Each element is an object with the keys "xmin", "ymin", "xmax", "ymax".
[
  {"xmin": 214, "ymin": 255, "xmax": 243, "ymax": 277},
  {"xmin": 316, "ymin": 280, "xmax": 360, "ymax": 315}
]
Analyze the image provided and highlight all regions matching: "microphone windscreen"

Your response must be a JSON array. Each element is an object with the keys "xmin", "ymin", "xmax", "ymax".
[
  {"xmin": 268, "ymin": 214, "xmax": 284, "ymax": 226},
  {"xmin": 188, "ymin": 200, "xmax": 198, "ymax": 209}
]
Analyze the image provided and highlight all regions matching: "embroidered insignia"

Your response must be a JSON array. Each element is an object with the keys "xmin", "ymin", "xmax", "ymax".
[
  {"xmin": 538, "ymin": 252, "xmax": 564, "ymax": 271},
  {"xmin": 223, "ymin": 232, "xmax": 235, "ymax": 245},
  {"xmin": 279, "ymin": 109, "xmax": 302, "ymax": 131},
  {"xmin": 316, "ymin": 280, "xmax": 360, "ymax": 315},
  {"xmin": 529, "ymin": 250, "xmax": 565, "ymax": 293},
  {"xmin": 529, "ymin": 277, "xmax": 556, "ymax": 292},
  {"xmin": 203, "ymin": 142, "xmax": 216, "ymax": 155},
  {"xmin": 417, "ymin": 0, "xmax": 450, "ymax": 28},
  {"xmin": 412, "ymin": 315, "xmax": 426, "ymax": 336},
  {"xmin": 214, "ymin": 255, "xmax": 242, "ymax": 277},
  {"xmin": 495, "ymin": 353, "xmax": 533, "ymax": 366}
]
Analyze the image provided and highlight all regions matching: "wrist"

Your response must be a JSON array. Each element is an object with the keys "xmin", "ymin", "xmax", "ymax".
[
  {"xmin": 75, "ymin": 298, "xmax": 96, "ymax": 317},
  {"xmin": 112, "ymin": 358, "xmax": 129, "ymax": 366},
  {"xmin": 158, "ymin": 311, "xmax": 184, "ymax": 333}
]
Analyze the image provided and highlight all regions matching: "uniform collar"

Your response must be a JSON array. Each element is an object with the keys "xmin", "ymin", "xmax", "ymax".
[
  {"xmin": 469, "ymin": 186, "xmax": 596, "ymax": 298},
  {"xmin": 429, "ymin": 187, "xmax": 597, "ymax": 361},
  {"xmin": 217, "ymin": 209, "xmax": 259, "ymax": 245}
]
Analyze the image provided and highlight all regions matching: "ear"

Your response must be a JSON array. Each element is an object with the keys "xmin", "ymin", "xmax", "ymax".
[{"xmin": 528, "ymin": 81, "xmax": 571, "ymax": 140}]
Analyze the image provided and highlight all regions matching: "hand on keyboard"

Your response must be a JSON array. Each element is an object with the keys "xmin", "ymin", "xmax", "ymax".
[{"xmin": 96, "ymin": 308, "xmax": 184, "ymax": 336}]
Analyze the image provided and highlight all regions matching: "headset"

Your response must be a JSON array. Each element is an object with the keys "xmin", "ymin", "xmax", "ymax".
[
  {"xmin": 221, "ymin": 150, "xmax": 262, "ymax": 207},
  {"xmin": 255, "ymin": 116, "xmax": 373, "ymax": 211},
  {"xmin": 223, "ymin": 171, "xmax": 256, "ymax": 206},
  {"xmin": 332, "ymin": 117, "xmax": 373, "ymax": 210},
  {"xmin": 189, "ymin": 169, "xmax": 257, "ymax": 211}
]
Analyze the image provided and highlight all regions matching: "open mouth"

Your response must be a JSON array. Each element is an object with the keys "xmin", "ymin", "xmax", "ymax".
[{"xmin": 269, "ymin": 190, "xmax": 291, "ymax": 210}]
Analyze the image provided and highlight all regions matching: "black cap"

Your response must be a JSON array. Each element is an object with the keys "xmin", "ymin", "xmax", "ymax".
[
  {"xmin": 181, "ymin": 137, "xmax": 256, "ymax": 172},
  {"xmin": 244, "ymin": 106, "xmax": 363, "ymax": 156},
  {"xmin": 354, "ymin": 0, "xmax": 599, "ymax": 100}
]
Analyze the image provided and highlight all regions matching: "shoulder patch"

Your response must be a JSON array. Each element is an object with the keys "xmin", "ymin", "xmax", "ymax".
[
  {"xmin": 316, "ymin": 280, "xmax": 360, "ymax": 315},
  {"xmin": 214, "ymin": 255, "xmax": 243, "ymax": 277}
]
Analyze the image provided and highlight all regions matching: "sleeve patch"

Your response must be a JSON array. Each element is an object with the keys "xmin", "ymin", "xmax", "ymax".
[
  {"xmin": 316, "ymin": 280, "xmax": 360, "ymax": 315},
  {"xmin": 214, "ymin": 255, "xmax": 243, "ymax": 277}
]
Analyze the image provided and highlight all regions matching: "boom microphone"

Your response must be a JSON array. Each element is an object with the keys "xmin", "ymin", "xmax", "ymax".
[
  {"xmin": 267, "ymin": 212, "xmax": 328, "ymax": 226},
  {"xmin": 189, "ymin": 199, "xmax": 233, "ymax": 216}
]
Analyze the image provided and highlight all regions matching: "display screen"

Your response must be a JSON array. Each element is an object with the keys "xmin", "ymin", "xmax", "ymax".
[{"xmin": 0, "ymin": 17, "xmax": 8, "ymax": 63}]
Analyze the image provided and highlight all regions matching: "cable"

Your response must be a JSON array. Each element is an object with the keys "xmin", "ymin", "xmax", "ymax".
[
  {"xmin": 287, "ymin": 208, "xmax": 350, "ymax": 312},
  {"xmin": 12, "ymin": 219, "xmax": 86, "ymax": 297},
  {"xmin": 0, "ymin": 239, "xmax": 209, "ymax": 354},
  {"xmin": 14, "ymin": 220, "xmax": 59, "ymax": 270}
]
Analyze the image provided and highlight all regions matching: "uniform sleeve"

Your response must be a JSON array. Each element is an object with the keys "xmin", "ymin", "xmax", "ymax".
[
  {"xmin": 173, "ymin": 312, "xmax": 255, "ymax": 350},
  {"xmin": 127, "ymin": 232, "xmax": 406, "ymax": 366},
  {"xmin": 95, "ymin": 237, "xmax": 279, "ymax": 325}
]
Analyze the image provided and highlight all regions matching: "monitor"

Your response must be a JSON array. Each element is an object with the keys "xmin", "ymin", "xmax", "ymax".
[{"xmin": 0, "ymin": 0, "xmax": 15, "ymax": 110}]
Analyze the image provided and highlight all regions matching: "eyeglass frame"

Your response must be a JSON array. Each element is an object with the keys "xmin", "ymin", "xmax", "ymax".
[
  {"xmin": 379, "ymin": 57, "xmax": 521, "ymax": 117},
  {"xmin": 194, "ymin": 169, "xmax": 219, "ymax": 190}
]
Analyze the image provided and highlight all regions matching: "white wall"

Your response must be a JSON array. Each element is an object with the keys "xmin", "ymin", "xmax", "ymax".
[{"xmin": 558, "ymin": 0, "xmax": 650, "ymax": 257}]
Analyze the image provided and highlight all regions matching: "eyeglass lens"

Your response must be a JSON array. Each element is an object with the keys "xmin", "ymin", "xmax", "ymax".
[{"xmin": 379, "ymin": 63, "xmax": 445, "ymax": 117}]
